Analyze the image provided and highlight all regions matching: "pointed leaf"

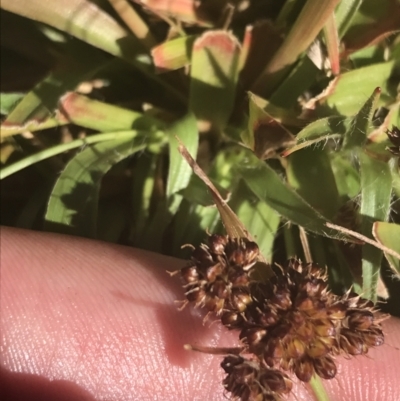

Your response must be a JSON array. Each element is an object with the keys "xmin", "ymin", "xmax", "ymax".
[
  {"xmin": 189, "ymin": 31, "xmax": 241, "ymax": 129},
  {"xmin": 317, "ymin": 61, "xmax": 397, "ymax": 116},
  {"xmin": 167, "ymin": 113, "xmax": 198, "ymax": 196},
  {"xmin": 359, "ymin": 151, "xmax": 392, "ymax": 301},
  {"xmin": 45, "ymin": 133, "xmax": 146, "ymax": 237},
  {"xmin": 343, "ymin": 87, "xmax": 381, "ymax": 149},
  {"xmin": 282, "ymin": 115, "xmax": 351, "ymax": 156},
  {"xmin": 237, "ymin": 151, "xmax": 343, "ymax": 239},
  {"xmin": 0, "ymin": 131, "xmax": 145, "ymax": 180},
  {"xmin": 373, "ymin": 222, "xmax": 400, "ymax": 277}
]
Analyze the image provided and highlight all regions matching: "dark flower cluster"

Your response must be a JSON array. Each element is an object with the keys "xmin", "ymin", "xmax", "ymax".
[{"xmin": 178, "ymin": 234, "xmax": 385, "ymax": 401}]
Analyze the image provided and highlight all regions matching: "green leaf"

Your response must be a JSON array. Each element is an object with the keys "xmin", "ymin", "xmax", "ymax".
[
  {"xmin": 0, "ymin": 131, "xmax": 146, "ymax": 180},
  {"xmin": 237, "ymin": 151, "xmax": 341, "ymax": 239},
  {"xmin": 151, "ymin": 35, "xmax": 196, "ymax": 72},
  {"xmin": 2, "ymin": 0, "xmax": 186, "ymax": 103},
  {"xmin": 131, "ymin": 151, "xmax": 157, "ymax": 245},
  {"xmin": 44, "ymin": 133, "xmax": 146, "ymax": 238},
  {"xmin": 231, "ymin": 181, "xmax": 280, "ymax": 263},
  {"xmin": 282, "ymin": 115, "xmax": 351, "ymax": 156},
  {"xmin": 3, "ymin": 42, "xmax": 107, "ymax": 125},
  {"xmin": 373, "ymin": 222, "xmax": 400, "ymax": 277},
  {"xmin": 335, "ymin": 0, "xmax": 363, "ymax": 39},
  {"xmin": 330, "ymin": 153, "xmax": 360, "ymax": 199},
  {"xmin": 253, "ymin": 0, "xmax": 341, "ymax": 95},
  {"xmin": 359, "ymin": 151, "xmax": 392, "ymax": 301},
  {"xmin": 286, "ymin": 147, "xmax": 340, "ymax": 219},
  {"xmin": 318, "ymin": 61, "xmax": 398, "ymax": 116},
  {"xmin": 0, "ymin": 92, "xmax": 25, "ymax": 115},
  {"xmin": 342, "ymin": 87, "xmax": 381, "ymax": 150},
  {"xmin": 243, "ymin": 93, "xmax": 295, "ymax": 159},
  {"xmin": 0, "ymin": 115, "xmax": 69, "ymax": 138},
  {"xmin": 167, "ymin": 113, "xmax": 198, "ymax": 196},
  {"xmin": 189, "ymin": 31, "xmax": 241, "ymax": 129},
  {"xmin": 268, "ymin": 56, "xmax": 320, "ymax": 108},
  {"xmin": 2, "ymin": 0, "xmax": 144, "ymax": 64},
  {"xmin": 341, "ymin": 0, "xmax": 400, "ymax": 54},
  {"xmin": 59, "ymin": 93, "xmax": 165, "ymax": 132}
]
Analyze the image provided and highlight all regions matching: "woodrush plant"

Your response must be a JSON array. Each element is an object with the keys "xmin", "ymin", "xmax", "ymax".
[{"xmin": 0, "ymin": 1, "xmax": 400, "ymax": 399}]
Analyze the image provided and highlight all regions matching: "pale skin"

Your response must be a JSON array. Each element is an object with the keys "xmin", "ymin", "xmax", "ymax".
[{"xmin": 1, "ymin": 226, "xmax": 400, "ymax": 401}]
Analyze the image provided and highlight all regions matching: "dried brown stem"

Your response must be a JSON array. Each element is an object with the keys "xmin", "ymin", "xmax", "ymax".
[{"xmin": 326, "ymin": 222, "xmax": 400, "ymax": 260}]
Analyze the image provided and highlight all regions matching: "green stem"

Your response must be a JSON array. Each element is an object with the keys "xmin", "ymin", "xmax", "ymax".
[{"xmin": 309, "ymin": 374, "xmax": 331, "ymax": 401}]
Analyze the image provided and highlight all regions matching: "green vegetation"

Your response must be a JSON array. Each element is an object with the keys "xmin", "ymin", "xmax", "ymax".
[{"xmin": 1, "ymin": 0, "xmax": 399, "ymax": 307}]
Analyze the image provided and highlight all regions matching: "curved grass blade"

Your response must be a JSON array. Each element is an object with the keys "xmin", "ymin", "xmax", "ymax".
[
  {"xmin": 44, "ymin": 133, "xmax": 147, "ymax": 237},
  {"xmin": 237, "ymin": 151, "xmax": 344, "ymax": 239},
  {"xmin": 0, "ymin": 131, "xmax": 143, "ymax": 180},
  {"xmin": 282, "ymin": 115, "xmax": 350, "ymax": 156},
  {"xmin": 359, "ymin": 151, "xmax": 392, "ymax": 301}
]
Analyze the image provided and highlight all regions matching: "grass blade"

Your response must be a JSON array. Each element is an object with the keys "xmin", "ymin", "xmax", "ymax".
[
  {"xmin": 44, "ymin": 134, "xmax": 146, "ymax": 237},
  {"xmin": 237, "ymin": 151, "xmax": 342, "ymax": 239},
  {"xmin": 359, "ymin": 151, "xmax": 392, "ymax": 301},
  {"xmin": 189, "ymin": 31, "xmax": 241, "ymax": 130},
  {"xmin": 373, "ymin": 222, "xmax": 400, "ymax": 277}
]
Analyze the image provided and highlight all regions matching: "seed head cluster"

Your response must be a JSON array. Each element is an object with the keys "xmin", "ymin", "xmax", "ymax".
[{"xmin": 178, "ymin": 234, "xmax": 385, "ymax": 401}]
